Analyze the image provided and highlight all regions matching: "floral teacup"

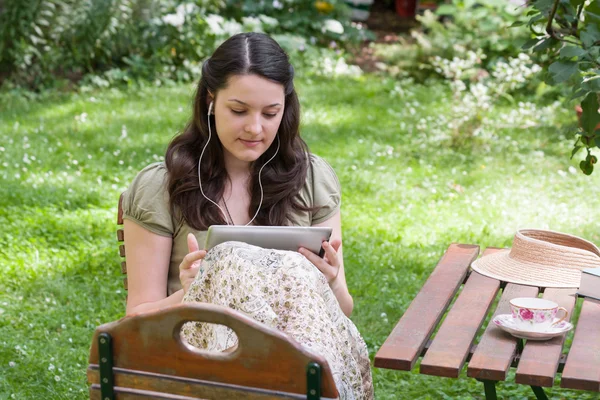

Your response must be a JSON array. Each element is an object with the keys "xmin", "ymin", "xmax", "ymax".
[{"xmin": 509, "ymin": 297, "xmax": 569, "ymax": 333}]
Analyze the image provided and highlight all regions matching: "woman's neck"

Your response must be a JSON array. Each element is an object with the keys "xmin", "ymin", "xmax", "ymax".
[{"xmin": 223, "ymin": 152, "xmax": 252, "ymax": 182}]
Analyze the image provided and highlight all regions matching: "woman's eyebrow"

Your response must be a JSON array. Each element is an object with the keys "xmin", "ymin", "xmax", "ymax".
[{"xmin": 228, "ymin": 99, "xmax": 282, "ymax": 107}]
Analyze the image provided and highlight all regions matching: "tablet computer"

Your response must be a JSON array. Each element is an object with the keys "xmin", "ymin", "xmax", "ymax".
[{"xmin": 204, "ymin": 225, "xmax": 333, "ymax": 257}]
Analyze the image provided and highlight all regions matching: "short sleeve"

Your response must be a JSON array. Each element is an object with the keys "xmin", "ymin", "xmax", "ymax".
[
  {"xmin": 310, "ymin": 155, "xmax": 342, "ymax": 224},
  {"xmin": 121, "ymin": 162, "xmax": 174, "ymax": 237}
]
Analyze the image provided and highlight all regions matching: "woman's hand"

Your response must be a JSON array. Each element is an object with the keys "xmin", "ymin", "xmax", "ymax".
[
  {"xmin": 299, "ymin": 239, "xmax": 342, "ymax": 285},
  {"xmin": 179, "ymin": 233, "xmax": 207, "ymax": 295}
]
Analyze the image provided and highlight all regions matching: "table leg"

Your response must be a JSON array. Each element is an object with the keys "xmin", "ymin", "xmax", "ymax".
[
  {"xmin": 530, "ymin": 386, "xmax": 549, "ymax": 400},
  {"xmin": 481, "ymin": 380, "xmax": 497, "ymax": 400}
]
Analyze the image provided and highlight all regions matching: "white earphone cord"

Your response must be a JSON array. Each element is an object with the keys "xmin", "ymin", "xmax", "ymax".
[{"xmin": 198, "ymin": 101, "xmax": 279, "ymax": 226}]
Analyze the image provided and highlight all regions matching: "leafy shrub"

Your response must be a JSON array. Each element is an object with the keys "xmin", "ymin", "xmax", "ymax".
[
  {"xmin": 372, "ymin": 0, "xmax": 533, "ymax": 81},
  {"xmin": 518, "ymin": 0, "xmax": 600, "ymax": 174},
  {"xmin": 222, "ymin": 0, "xmax": 372, "ymax": 46},
  {"xmin": 0, "ymin": 0, "xmax": 371, "ymax": 90}
]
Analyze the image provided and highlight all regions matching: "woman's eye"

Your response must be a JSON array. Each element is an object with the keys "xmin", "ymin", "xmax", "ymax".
[{"xmin": 231, "ymin": 109, "xmax": 277, "ymax": 118}]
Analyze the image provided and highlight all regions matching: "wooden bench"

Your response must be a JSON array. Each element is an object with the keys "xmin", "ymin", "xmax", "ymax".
[
  {"xmin": 374, "ymin": 244, "xmax": 600, "ymax": 399},
  {"xmin": 89, "ymin": 194, "xmax": 340, "ymax": 399}
]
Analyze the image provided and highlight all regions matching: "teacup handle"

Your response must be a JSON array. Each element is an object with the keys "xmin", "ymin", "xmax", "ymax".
[{"xmin": 551, "ymin": 307, "xmax": 569, "ymax": 326}]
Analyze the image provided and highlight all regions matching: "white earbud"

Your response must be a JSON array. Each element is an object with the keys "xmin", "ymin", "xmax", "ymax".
[{"xmin": 208, "ymin": 101, "xmax": 213, "ymax": 115}]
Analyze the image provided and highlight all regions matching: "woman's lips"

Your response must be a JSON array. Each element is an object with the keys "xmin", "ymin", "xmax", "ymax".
[{"xmin": 239, "ymin": 139, "xmax": 261, "ymax": 147}]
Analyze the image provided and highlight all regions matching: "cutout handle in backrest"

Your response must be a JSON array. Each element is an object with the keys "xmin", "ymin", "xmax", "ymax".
[{"xmin": 88, "ymin": 302, "xmax": 338, "ymax": 398}]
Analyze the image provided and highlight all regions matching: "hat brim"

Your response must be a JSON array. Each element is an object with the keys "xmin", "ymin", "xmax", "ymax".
[{"xmin": 471, "ymin": 250, "xmax": 582, "ymax": 288}]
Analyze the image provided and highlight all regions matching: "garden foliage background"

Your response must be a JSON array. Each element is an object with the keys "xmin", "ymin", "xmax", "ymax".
[{"xmin": 1, "ymin": 0, "xmax": 600, "ymax": 399}]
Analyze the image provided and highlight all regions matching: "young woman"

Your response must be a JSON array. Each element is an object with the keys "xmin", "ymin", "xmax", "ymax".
[{"xmin": 121, "ymin": 32, "xmax": 373, "ymax": 399}]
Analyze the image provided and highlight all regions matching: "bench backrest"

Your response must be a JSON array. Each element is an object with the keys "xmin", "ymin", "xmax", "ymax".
[{"xmin": 88, "ymin": 303, "xmax": 338, "ymax": 399}]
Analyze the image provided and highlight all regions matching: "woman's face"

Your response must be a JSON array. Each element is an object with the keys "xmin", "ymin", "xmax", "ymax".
[{"xmin": 212, "ymin": 74, "xmax": 285, "ymax": 168}]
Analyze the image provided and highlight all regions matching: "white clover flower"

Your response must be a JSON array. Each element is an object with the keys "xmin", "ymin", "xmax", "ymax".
[
  {"xmin": 273, "ymin": 0, "xmax": 283, "ymax": 9},
  {"xmin": 9, "ymin": 361, "xmax": 15, "ymax": 367},
  {"xmin": 74, "ymin": 112, "xmax": 88, "ymax": 123},
  {"xmin": 48, "ymin": 364, "xmax": 55, "ymax": 371},
  {"xmin": 54, "ymin": 375, "xmax": 61, "ymax": 382}
]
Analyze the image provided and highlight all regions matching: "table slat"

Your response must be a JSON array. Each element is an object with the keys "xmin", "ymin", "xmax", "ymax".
[
  {"xmin": 420, "ymin": 248, "xmax": 503, "ymax": 378},
  {"xmin": 561, "ymin": 298, "xmax": 600, "ymax": 392},
  {"xmin": 467, "ymin": 283, "xmax": 539, "ymax": 381},
  {"xmin": 515, "ymin": 288, "xmax": 577, "ymax": 387},
  {"xmin": 374, "ymin": 244, "xmax": 480, "ymax": 371}
]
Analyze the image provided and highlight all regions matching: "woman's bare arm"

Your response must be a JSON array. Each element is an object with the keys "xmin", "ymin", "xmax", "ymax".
[{"xmin": 123, "ymin": 219, "xmax": 184, "ymax": 315}]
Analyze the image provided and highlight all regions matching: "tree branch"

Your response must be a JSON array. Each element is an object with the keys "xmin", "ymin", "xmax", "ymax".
[{"xmin": 546, "ymin": 0, "xmax": 561, "ymax": 40}]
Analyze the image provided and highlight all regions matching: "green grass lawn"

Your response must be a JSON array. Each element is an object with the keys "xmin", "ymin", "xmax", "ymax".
[{"xmin": 1, "ymin": 74, "xmax": 599, "ymax": 399}]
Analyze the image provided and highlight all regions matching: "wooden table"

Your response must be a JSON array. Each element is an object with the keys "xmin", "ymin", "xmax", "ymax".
[{"xmin": 374, "ymin": 244, "xmax": 600, "ymax": 400}]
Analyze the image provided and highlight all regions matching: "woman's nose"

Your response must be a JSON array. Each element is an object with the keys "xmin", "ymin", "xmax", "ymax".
[{"xmin": 245, "ymin": 114, "xmax": 262, "ymax": 135}]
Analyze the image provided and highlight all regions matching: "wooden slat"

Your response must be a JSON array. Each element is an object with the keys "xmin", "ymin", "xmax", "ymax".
[
  {"xmin": 420, "ymin": 248, "xmax": 503, "ymax": 377},
  {"xmin": 117, "ymin": 229, "xmax": 124, "ymax": 242},
  {"xmin": 120, "ymin": 244, "xmax": 126, "ymax": 258},
  {"xmin": 374, "ymin": 244, "xmax": 480, "ymax": 371},
  {"xmin": 88, "ymin": 303, "xmax": 338, "ymax": 398},
  {"xmin": 118, "ymin": 192, "xmax": 124, "ymax": 225},
  {"xmin": 467, "ymin": 283, "xmax": 539, "ymax": 381},
  {"xmin": 515, "ymin": 288, "xmax": 577, "ymax": 387},
  {"xmin": 88, "ymin": 367, "xmax": 330, "ymax": 399},
  {"xmin": 123, "ymin": 277, "xmax": 128, "ymax": 290},
  {"xmin": 561, "ymin": 298, "xmax": 600, "ymax": 392},
  {"xmin": 121, "ymin": 261, "xmax": 127, "ymax": 274}
]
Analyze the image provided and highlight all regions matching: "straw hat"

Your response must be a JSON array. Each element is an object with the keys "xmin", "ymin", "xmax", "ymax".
[{"xmin": 471, "ymin": 229, "xmax": 600, "ymax": 288}]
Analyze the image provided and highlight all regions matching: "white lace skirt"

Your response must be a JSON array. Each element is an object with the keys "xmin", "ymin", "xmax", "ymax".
[{"xmin": 181, "ymin": 241, "xmax": 374, "ymax": 400}]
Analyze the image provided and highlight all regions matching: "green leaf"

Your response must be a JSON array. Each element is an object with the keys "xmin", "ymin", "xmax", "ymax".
[
  {"xmin": 581, "ymin": 75, "xmax": 600, "ymax": 93},
  {"xmin": 586, "ymin": 2, "xmax": 600, "ymax": 23},
  {"xmin": 533, "ymin": 37, "xmax": 558, "ymax": 52},
  {"xmin": 548, "ymin": 61, "xmax": 579, "ymax": 84},
  {"xmin": 571, "ymin": 145, "xmax": 583, "ymax": 159},
  {"xmin": 581, "ymin": 24, "xmax": 600, "ymax": 49},
  {"xmin": 569, "ymin": 0, "xmax": 585, "ymax": 6},
  {"xmin": 560, "ymin": 45, "xmax": 586, "ymax": 58},
  {"xmin": 510, "ymin": 21, "xmax": 526, "ymax": 27},
  {"xmin": 522, "ymin": 38, "xmax": 540, "ymax": 50},
  {"xmin": 580, "ymin": 158, "xmax": 594, "ymax": 175},
  {"xmin": 581, "ymin": 93, "xmax": 600, "ymax": 135},
  {"xmin": 533, "ymin": 0, "xmax": 555, "ymax": 13},
  {"xmin": 569, "ymin": 88, "xmax": 588, "ymax": 101}
]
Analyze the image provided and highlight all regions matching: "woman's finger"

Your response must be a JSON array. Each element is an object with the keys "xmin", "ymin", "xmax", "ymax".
[
  {"xmin": 322, "ymin": 241, "xmax": 339, "ymax": 267},
  {"xmin": 187, "ymin": 233, "xmax": 200, "ymax": 253},
  {"xmin": 180, "ymin": 250, "xmax": 206, "ymax": 269},
  {"xmin": 299, "ymin": 247, "xmax": 337, "ymax": 281}
]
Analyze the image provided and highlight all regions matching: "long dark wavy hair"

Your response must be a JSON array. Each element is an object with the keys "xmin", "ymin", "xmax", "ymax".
[{"xmin": 165, "ymin": 32, "xmax": 312, "ymax": 230}]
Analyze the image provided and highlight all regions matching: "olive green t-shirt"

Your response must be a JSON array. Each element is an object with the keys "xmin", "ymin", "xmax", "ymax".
[{"xmin": 122, "ymin": 154, "xmax": 341, "ymax": 296}]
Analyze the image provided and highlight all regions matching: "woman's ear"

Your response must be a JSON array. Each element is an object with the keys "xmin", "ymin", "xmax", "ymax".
[{"xmin": 206, "ymin": 91, "xmax": 214, "ymax": 108}]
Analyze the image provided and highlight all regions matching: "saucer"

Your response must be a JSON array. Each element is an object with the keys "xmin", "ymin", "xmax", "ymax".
[{"xmin": 492, "ymin": 314, "xmax": 573, "ymax": 341}]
